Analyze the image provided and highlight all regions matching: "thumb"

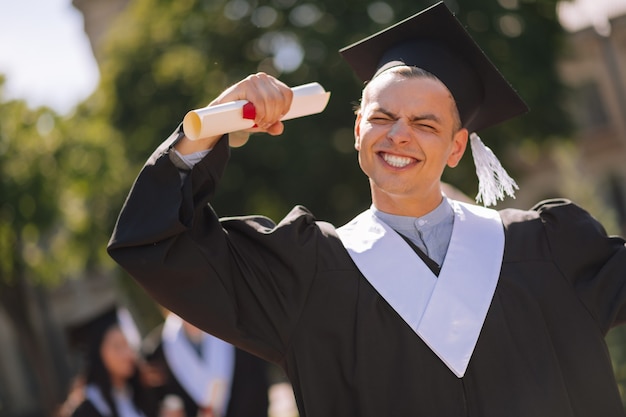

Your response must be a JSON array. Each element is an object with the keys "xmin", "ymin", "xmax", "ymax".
[{"xmin": 265, "ymin": 121, "xmax": 285, "ymax": 136}]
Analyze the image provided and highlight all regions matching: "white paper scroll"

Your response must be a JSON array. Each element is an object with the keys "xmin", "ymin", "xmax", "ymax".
[{"xmin": 182, "ymin": 82, "xmax": 331, "ymax": 141}]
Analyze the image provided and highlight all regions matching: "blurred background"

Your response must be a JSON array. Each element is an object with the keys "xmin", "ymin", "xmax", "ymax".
[{"xmin": 0, "ymin": 0, "xmax": 625, "ymax": 415}]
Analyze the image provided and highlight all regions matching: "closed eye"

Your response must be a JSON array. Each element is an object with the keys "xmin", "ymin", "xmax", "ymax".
[
  {"xmin": 412, "ymin": 115, "xmax": 442, "ymax": 133},
  {"xmin": 369, "ymin": 115, "xmax": 394, "ymax": 124},
  {"xmin": 415, "ymin": 122, "xmax": 438, "ymax": 131}
]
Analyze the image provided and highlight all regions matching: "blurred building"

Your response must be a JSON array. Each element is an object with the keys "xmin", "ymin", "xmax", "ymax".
[
  {"xmin": 506, "ymin": 12, "xmax": 626, "ymax": 234},
  {"xmin": 72, "ymin": 0, "xmax": 131, "ymax": 61}
]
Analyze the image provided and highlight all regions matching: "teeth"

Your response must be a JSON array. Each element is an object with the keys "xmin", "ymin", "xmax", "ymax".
[{"xmin": 382, "ymin": 153, "xmax": 413, "ymax": 168}]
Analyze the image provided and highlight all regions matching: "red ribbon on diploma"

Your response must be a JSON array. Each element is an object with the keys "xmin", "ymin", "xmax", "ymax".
[
  {"xmin": 242, "ymin": 102, "xmax": 258, "ymax": 127},
  {"xmin": 242, "ymin": 102, "xmax": 256, "ymax": 120}
]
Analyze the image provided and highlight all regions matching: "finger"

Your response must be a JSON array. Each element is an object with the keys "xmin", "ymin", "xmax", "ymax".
[
  {"xmin": 263, "ymin": 82, "xmax": 293, "ymax": 126},
  {"xmin": 266, "ymin": 82, "xmax": 293, "ymax": 126},
  {"xmin": 210, "ymin": 72, "xmax": 271, "ymax": 108},
  {"xmin": 249, "ymin": 74, "xmax": 292, "ymax": 128},
  {"xmin": 210, "ymin": 73, "xmax": 291, "ymax": 129},
  {"xmin": 243, "ymin": 73, "xmax": 275, "ymax": 128},
  {"xmin": 228, "ymin": 131, "xmax": 251, "ymax": 148},
  {"xmin": 265, "ymin": 121, "xmax": 285, "ymax": 136}
]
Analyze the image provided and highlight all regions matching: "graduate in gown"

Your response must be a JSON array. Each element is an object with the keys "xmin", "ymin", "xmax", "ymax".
[
  {"xmin": 108, "ymin": 3, "xmax": 626, "ymax": 416},
  {"xmin": 141, "ymin": 312, "xmax": 270, "ymax": 417},
  {"xmin": 69, "ymin": 308, "xmax": 155, "ymax": 417}
]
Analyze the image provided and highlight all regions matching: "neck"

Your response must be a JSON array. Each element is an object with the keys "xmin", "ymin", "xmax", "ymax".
[
  {"xmin": 372, "ymin": 189, "xmax": 444, "ymax": 218},
  {"xmin": 110, "ymin": 376, "xmax": 127, "ymax": 390},
  {"xmin": 184, "ymin": 328, "xmax": 203, "ymax": 345}
]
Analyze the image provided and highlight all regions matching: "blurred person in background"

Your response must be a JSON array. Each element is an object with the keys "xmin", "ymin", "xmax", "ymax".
[
  {"xmin": 67, "ymin": 307, "xmax": 156, "ymax": 417},
  {"xmin": 142, "ymin": 312, "xmax": 270, "ymax": 417}
]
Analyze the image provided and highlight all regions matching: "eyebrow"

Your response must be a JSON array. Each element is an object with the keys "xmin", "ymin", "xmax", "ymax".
[{"xmin": 371, "ymin": 107, "xmax": 443, "ymax": 125}]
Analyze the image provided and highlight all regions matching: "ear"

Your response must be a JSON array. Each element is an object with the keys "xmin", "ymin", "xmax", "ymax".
[
  {"xmin": 447, "ymin": 128, "xmax": 468, "ymax": 168},
  {"xmin": 354, "ymin": 112, "xmax": 363, "ymax": 151}
]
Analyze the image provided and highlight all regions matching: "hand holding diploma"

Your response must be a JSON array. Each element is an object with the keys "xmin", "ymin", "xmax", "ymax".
[
  {"xmin": 176, "ymin": 73, "xmax": 330, "ymax": 153},
  {"xmin": 183, "ymin": 82, "xmax": 330, "ymax": 140}
]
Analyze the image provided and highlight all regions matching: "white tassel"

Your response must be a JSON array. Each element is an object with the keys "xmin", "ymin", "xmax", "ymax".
[{"xmin": 469, "ymin": 133, "xmax": 518, "ymax": 207}]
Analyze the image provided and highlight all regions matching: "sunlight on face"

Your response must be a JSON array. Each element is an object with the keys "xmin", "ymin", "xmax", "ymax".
[{"xmin": 354, "ymin": 69, "xmax": 468, "ymax": 215}]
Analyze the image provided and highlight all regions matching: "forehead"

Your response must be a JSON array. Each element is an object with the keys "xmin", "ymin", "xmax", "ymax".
[
  {"xmin": 362, "ymin": 71, "xmax": 456, "ymax": 111},
  {"xmin": 101, "ymin": 326, "xmax": 124, "ymax": 343}
]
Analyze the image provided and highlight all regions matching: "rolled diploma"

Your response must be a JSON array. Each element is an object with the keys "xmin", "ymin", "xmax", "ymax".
[{"xmin": 183, "ymin": 82, "xmax": 331, "ymax": 141}]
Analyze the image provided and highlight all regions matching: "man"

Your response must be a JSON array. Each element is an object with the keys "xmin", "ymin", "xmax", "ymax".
[{"xmin": 108, "ymin": 3, "xmax": 626, "ymax": 416}]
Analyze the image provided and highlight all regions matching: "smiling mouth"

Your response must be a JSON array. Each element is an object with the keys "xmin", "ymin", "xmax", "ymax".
[{"xmin": 380, "ymin": 152, "xmax": 415, "ymax": 168}]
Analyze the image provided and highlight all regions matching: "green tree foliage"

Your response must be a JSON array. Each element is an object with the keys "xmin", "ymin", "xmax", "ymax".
[
  {"xmin": 0, "ymin": 86, "xmax": 129, "ymax": 287},
  {"xmin": 97, "ymin": 0, "xmax": 570, "ymax": 224},
  {"xmin": 0, "ymin": 78, "xmax": 66, "ymax": 414},
  {"xmin": 0, "ymin": 76, "xmax": 130, "ymax": 414}
]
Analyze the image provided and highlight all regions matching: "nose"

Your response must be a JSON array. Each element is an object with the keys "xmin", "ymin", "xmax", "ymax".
[{"xmin": 387, "ymin": 120, "xmax": 412, "ymax": 144}]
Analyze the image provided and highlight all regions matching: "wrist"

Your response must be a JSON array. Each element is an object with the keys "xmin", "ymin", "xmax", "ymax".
[{"xmin": 174, "ymin": 133, "xmax": 220, "ymax": 155}]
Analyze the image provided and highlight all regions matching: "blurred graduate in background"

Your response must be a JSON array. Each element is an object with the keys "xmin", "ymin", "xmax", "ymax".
[
  {"xmin": 64, "ymin": 307, "xmax": 156, "ymax": 417},
  {"xmin": 142, "ymin": 311, "xmax": 270, "ymax": 417}
]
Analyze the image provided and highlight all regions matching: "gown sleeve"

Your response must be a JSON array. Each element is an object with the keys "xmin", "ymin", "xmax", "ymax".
[
  {"xmin": 534, "ymin": 199, "xmax": 626, "ymax": 335},
  {"xmin": 107, "ymin": 131, "xmax": 326, "ymax": 363}
]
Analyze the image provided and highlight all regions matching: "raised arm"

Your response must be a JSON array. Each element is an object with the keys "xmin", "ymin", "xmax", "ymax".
[{"xmin": 107, "ymin": 74, "xmax": 319, "ymax": 364}]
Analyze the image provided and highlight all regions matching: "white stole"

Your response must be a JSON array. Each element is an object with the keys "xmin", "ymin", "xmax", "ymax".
[
  {"xmin": 85, "ymin": 384, "xmax": 145, "ymax": 417},
  {"xmin": 162, "ymin": 314, "xmax": 235, "ymax": 415},
  {"xmin": 336, "ymin": 199, "xmax": 504, "ymax": 377}
]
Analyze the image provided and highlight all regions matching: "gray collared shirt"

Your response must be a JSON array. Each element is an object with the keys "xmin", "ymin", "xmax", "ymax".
[{"xmin": 372, "ymin": 198, "xmax": 454, "ymax": 267}]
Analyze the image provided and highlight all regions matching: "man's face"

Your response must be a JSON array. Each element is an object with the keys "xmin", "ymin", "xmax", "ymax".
[{"xmin": 354, "ymin": 70, "xmax": 467, "ymax": 214}]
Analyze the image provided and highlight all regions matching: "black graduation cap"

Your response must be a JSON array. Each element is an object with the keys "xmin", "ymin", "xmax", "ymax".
[
  {"xmin": 339, "ymin": 1, "xmax": 528, "ymax": 133},
  {"xmin": 66, "ymin": 306, "xmax": 141, "ymax": 353}
]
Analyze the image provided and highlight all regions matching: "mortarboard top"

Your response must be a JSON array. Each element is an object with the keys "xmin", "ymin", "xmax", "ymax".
[
  {"xmin": 66, "ymin": 307, "xmax": 117, "ymax": 350},
  {"xmin": 339, "ymin": 1, "xmax": 529, "ymax": 133},
  {"xmin": 66, "ymin": 306, "xmax": 141, "ymax": 352}
]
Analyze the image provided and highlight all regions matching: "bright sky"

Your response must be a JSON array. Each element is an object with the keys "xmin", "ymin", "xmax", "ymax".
[
  {"xmin": 0, "ymin": 0, "xmax": 99, "ymax": 115},
  {"xmin": 0, "ymin": 0, "xmax": 625, "ymax": 116}
]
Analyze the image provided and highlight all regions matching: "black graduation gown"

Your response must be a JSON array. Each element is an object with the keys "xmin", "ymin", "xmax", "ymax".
[
  {"xmin": 108, "ymin": 133, "xmax": 626, "ymax": 417},
  {"xmin": 72, "ymin": 401, "xmax": 103, "ymax": 417},
  {"xmin": 141, "ymin": 324, "xmax": 270, "ymax": 417}
]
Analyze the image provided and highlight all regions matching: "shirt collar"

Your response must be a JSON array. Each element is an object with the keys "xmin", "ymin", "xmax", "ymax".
[{"xmin": 371, "ymin": 198, "xmax": 454, "ymax": 234}]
